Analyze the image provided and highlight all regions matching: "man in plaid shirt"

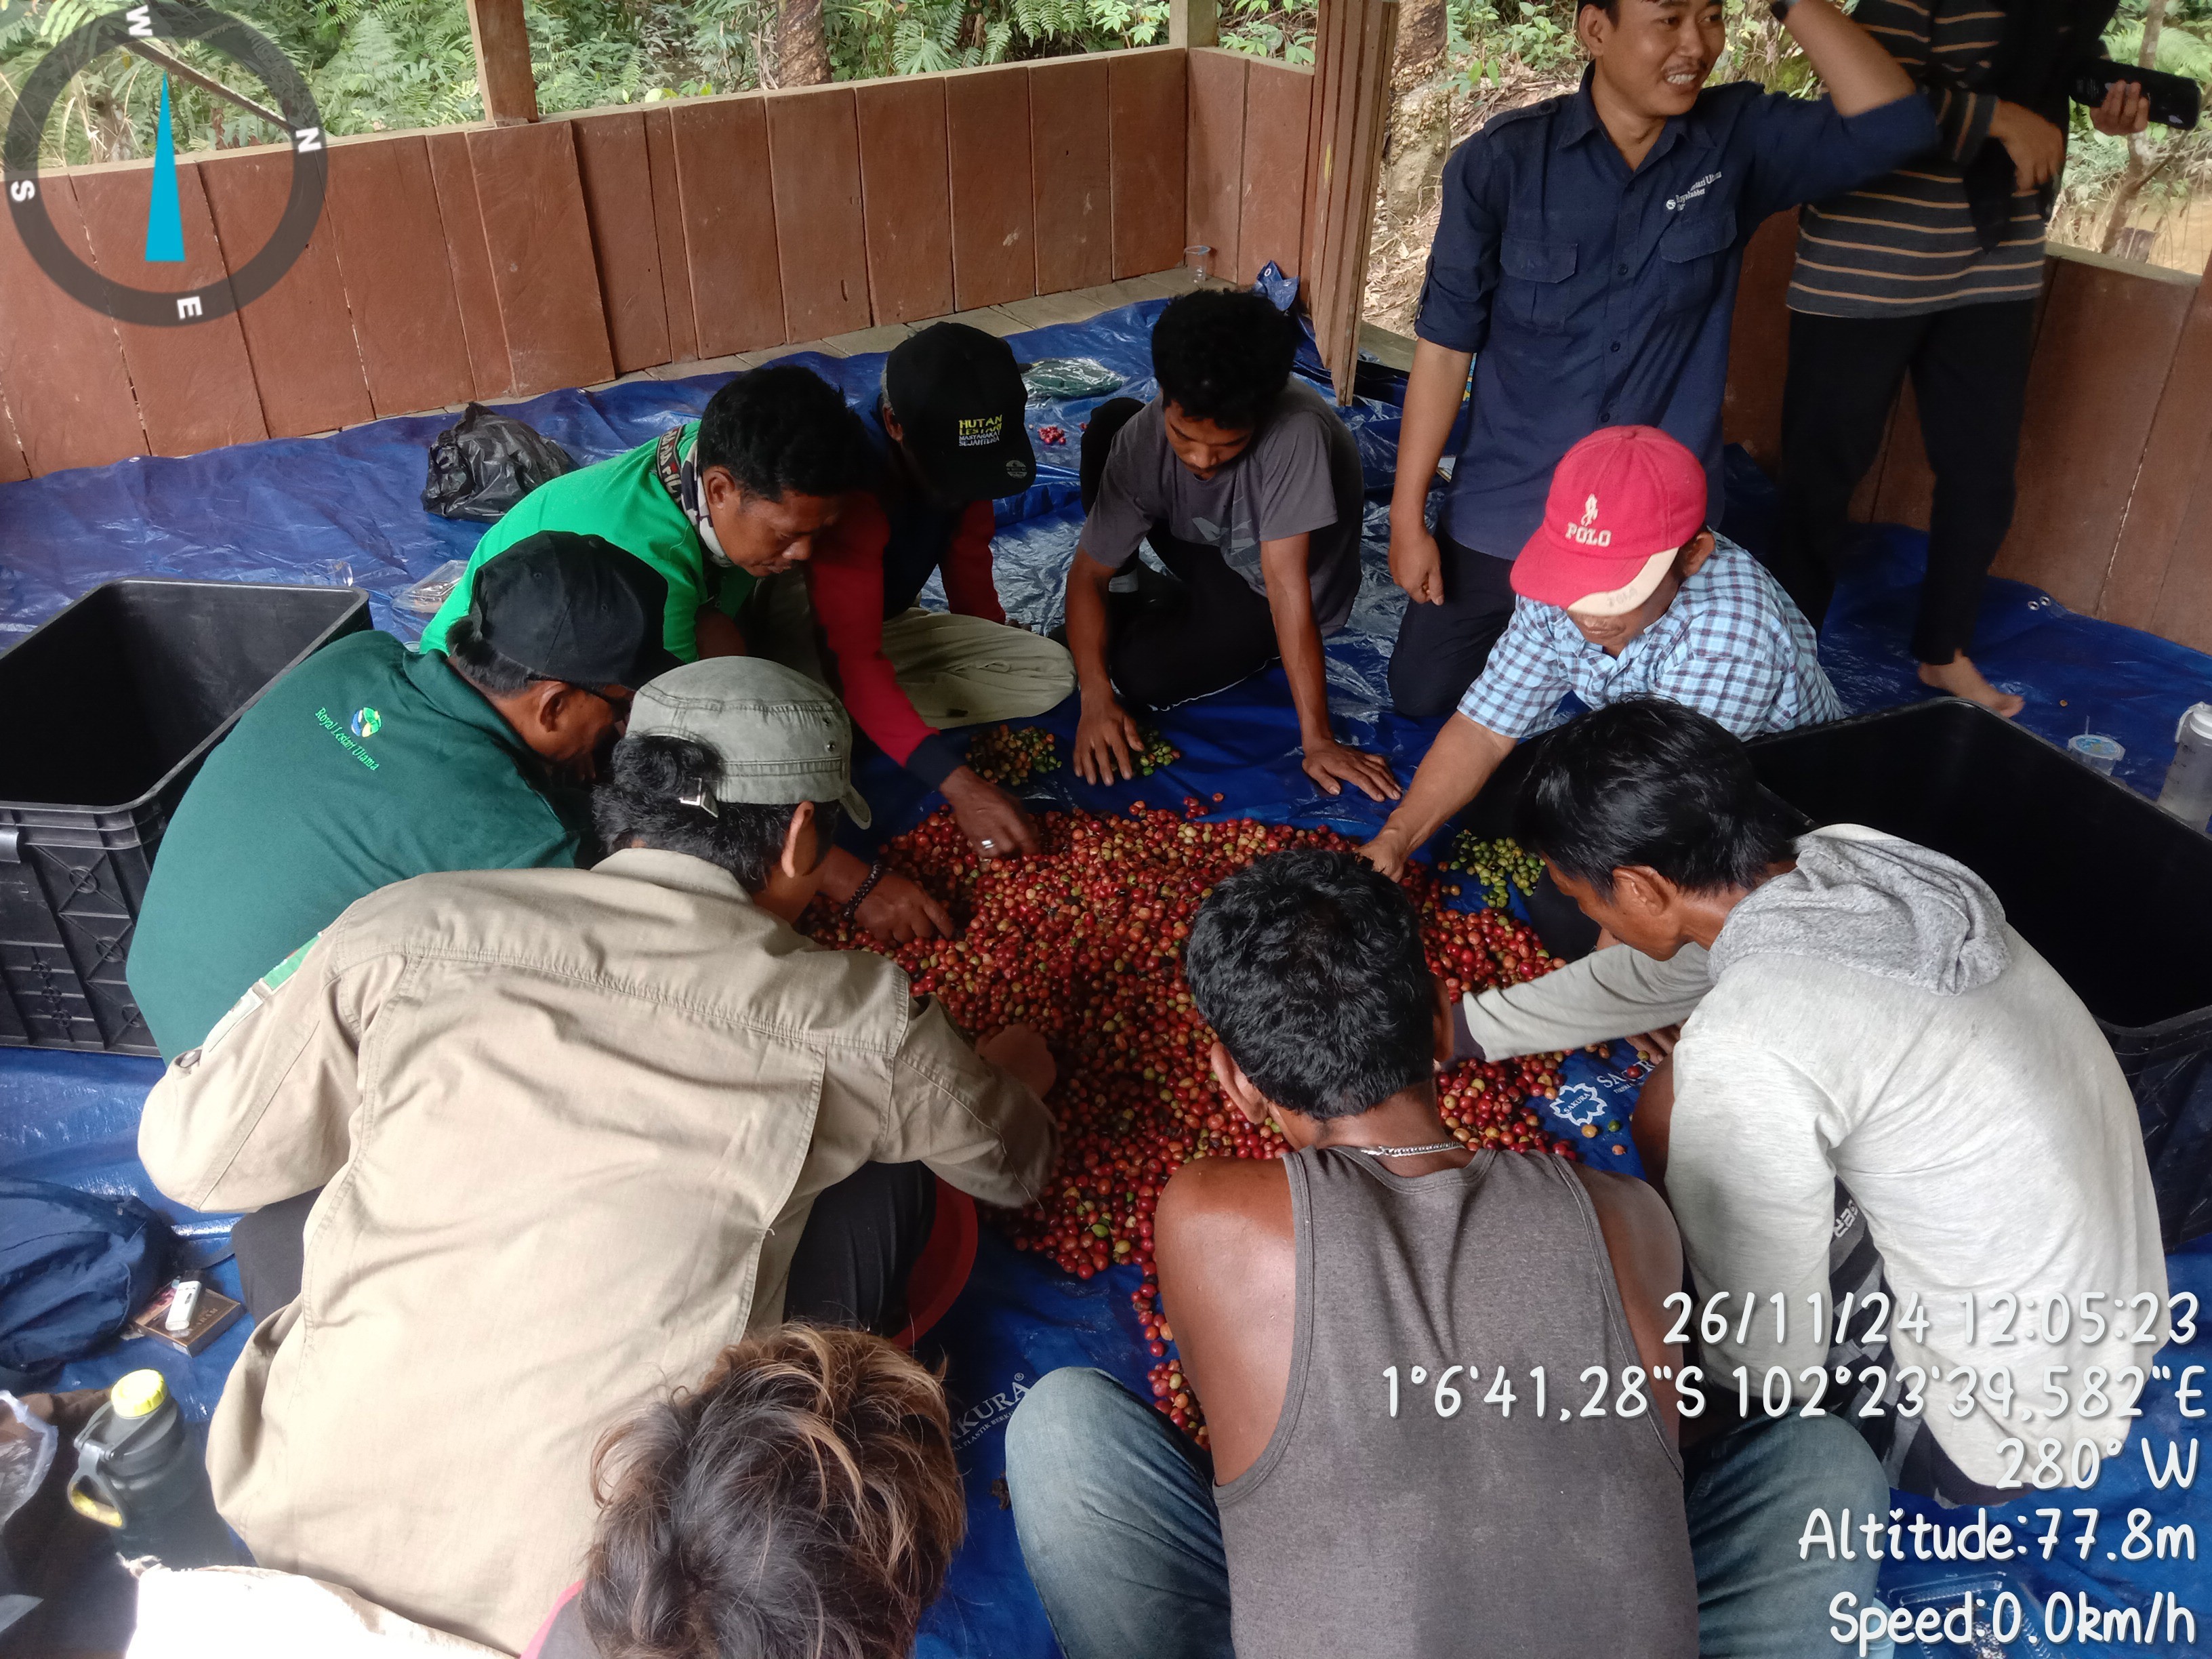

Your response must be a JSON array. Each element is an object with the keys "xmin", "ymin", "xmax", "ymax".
[{"xmin": 1362, "ymin": 426, "xmax": 1839, "ymax": 879}]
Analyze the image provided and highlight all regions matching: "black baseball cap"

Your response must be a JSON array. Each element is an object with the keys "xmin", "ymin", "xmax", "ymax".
[
  {"xmin": 884, "ymin": 323, "xmax": 1036, "ymax": 501},
  {"xmin": 468, "ymin": 531, "xmax": 680, "ymax": 689}
]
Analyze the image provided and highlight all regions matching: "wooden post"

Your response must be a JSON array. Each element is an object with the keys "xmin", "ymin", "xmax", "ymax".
[
  {"xmin": 466, "ymin": 0, "xmax": 539, "ymax": 126},
  {"xmin": 1170, "ymin": 0, "xmax": 1221, "ymax": 48},
  {"xmin": 1303, "ymin": 0, "xmax": 1397, "ymax": 402}
]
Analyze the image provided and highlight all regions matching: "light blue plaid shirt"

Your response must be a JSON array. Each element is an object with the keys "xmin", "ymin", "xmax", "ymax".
[{"xmin": 1458, "ymin": 536, "xmax": 1843, "ymax": 741}]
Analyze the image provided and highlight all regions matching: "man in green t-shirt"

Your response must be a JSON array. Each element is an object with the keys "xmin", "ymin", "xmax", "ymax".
[
  {"xmin": 419, "ymin": 363, "xmax": 964, "ymax": 939},
  {"xmin": 420, "ymin": 365, "xmax": 874, "ymax": 663},
  {"xmin": 128, "ymin": 532, "xmax": 676, "ymax": 1059}
]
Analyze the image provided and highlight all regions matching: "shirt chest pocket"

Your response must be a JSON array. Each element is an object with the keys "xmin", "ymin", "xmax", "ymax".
[
  {"xmin": 1658, "ymin": 210, "xmax": 1736, "ymax": 314},
  {"xmin": 1498, "ymin": 235, "xmax": 1578, "ymax": 334}
]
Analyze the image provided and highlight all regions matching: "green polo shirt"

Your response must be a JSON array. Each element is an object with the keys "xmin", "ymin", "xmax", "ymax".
[
  {"xmin": 126, "ymin": 630, "xmax": 585, "ymax": 1059},
  {"xmin": 417, "ymin": 422, "xmax": 754, "ymax": 663}
]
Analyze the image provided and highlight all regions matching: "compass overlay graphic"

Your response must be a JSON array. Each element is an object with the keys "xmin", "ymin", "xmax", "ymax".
[{"xmin": 3, "ymin": 1, "xmax": 327, "ymax": 327}]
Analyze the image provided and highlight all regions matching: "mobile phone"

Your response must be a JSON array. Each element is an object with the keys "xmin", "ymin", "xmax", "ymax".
[
  {"xmin": 2071, "ymin": 60, "xmax": 2201, "ymax": 131},
  {"xmin": 164, "ymin": 1278, "xmax": 202, "ymax": 1333}
]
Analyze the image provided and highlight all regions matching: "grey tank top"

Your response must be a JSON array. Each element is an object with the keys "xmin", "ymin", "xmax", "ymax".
[{"xmin": 1214, "ymin": 1147, "xmax": 1698, "ymax": 1659}]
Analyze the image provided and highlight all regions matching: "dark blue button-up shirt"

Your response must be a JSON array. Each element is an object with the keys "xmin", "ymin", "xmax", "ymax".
[{"xmin": 1416, "ymin": 74, "xmax": 1938, "ymax": 558}]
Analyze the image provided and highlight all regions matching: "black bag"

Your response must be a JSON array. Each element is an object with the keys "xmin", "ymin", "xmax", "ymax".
[
  {"xmin": 421, "ymin": 403, "xmax": 578, "ymax": 524},
  {"xmin": 0, "ymin": 1180, "xmax": 169, "ymax": 1387}
]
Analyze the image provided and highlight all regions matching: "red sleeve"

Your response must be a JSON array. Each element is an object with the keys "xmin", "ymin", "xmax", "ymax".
[
  {"xmin": 941, "ymin": 499, "xmax": 1006, "ymax": 623},
  {"xmin": 809, "ymin": 497, "xmax": 943, "ymax": 778},
  {"xmin": 516, "ymin": 1582, "xmax": 582, "ymax": 1659}
]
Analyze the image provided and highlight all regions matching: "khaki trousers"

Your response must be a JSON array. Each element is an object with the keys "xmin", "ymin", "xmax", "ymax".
[{"xmin": 749, "ymin": 570, "xmax": 1075, "ymax": 730}]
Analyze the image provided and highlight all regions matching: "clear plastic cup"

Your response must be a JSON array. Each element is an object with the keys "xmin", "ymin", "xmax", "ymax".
[
  {"xmin": 1183, "ymin": 244, "xmax": 1212, "ymax": 284},
  {"xmin": 2067, "ymin": 733, "xmax": 2124, "ymax": 776}
]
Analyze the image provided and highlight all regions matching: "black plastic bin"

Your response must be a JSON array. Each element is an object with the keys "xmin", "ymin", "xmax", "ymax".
[
  {"xmin": 0, "ymin": 581, "xmax": 369, "ymax": 1054},
  {"xmin": 1748, "ymin": 698, "xmax": 2212, "ymax": 1246}
]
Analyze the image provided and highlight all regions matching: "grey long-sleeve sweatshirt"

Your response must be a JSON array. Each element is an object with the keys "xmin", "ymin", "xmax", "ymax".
[{"xmin": 1461, "ymin": 825, "xmax": 2167, "ymax": 1486}]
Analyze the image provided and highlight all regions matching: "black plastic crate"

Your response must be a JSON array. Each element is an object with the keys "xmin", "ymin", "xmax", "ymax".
[
  {"xmin": 1749, "ymin": 698, "xmax": 2212, "ymax": 1245},
  {"xmin": 0, "ymin": 581, "xmax": 370, "ymax": 1054}
]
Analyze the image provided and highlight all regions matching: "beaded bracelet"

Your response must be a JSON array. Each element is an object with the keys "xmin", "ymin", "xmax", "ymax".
[{"xmin": 842, "ymin": 859, "xmax": 888, "ymax": 922}]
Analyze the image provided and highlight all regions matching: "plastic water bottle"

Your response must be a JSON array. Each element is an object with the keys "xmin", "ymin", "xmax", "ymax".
[
  {"xmin": 2158, "ymin": 703, "xmax": 2212, "ymax": 832},
  {"xmin": 64, "ymin": 1370, "xmax": 237, "ymax": 1568}
]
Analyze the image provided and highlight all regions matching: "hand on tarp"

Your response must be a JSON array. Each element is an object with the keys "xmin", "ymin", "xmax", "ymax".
[
  {"xmin": 1074, "ymin": 695, "xmax": 1147, "ymax": 784},
  {"xmin": 1303, "ymin": 738, "xmax": 1401, "ymax": 803},
  {"xmin": 941, "ymin": 766, "xmax": 1040, "ymax": 860}
]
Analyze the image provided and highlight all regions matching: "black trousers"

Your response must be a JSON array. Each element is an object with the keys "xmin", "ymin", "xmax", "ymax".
[
  {"xmin": 1385, "ymin": 531, "xmax": 1519, "ymax": 719},
  {"xmin": 1078, "ymin": 398, "xmax": 1281, "ymax": 709},
  {"xmin": 230, "ymin": 1162, "xmax": 937, "ymax": 1340},
  {"xmin": 1771, "ymin": 300, "xmax": 2037, "ymax": 663}
]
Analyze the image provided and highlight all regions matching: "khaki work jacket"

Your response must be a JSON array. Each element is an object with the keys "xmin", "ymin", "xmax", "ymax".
[{"xmin": 138, "ymin": 848, "xmax": 1055, "ymax": 1653}]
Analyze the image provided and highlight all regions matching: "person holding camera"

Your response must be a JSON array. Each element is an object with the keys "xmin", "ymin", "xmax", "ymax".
[{"xmin": 1763, "ymin": 0, "xmax": 2152, "ymax": 714}]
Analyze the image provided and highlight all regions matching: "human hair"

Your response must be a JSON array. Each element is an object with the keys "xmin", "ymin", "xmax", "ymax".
[
  {"xmin": 1150, "ymin": 290, "xmax": 1297, "ymax": 432},
  {"xmin": 1183, "ymin": 850, "xmax": 1435, "ymax": 1122},
  {"xmin": 443, "ymin": 611, "xmax": 544, "ymax": 697},
  {"xmin": 1578, "ymin": 0, "xmax": 1619, "ymax": 20},
  {"xmin": 581, "ymin": 1324, "xmax": 965, "ymax": 1659},
  {"xmin": 1512, "ymin": 699, "xmax": 1800, "ymax": 899},
  {"xmin": 592, "ymin": 734, "xmax": 838, "ymax": 892},
  {"xmin": 695, "ymin": 365, "xmax": 875, "ymax": 502}
]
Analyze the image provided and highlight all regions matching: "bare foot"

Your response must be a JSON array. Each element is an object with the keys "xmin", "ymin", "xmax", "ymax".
[{"xmin": 1918, "ymin": 655, "xmax": 2024, "ymax": 718}]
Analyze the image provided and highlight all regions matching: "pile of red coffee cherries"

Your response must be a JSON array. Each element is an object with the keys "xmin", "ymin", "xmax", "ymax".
[
  {"xmin": 802, "ymin": 803, "xmax": 1574, "ymax": 1437},
  {"xmin": 966, "ymin": 724, "xmax": 1062, "ymax": 787}
]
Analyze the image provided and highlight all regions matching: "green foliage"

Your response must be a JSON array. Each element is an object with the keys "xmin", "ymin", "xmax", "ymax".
[
  {"xmin": 1452, "ymin": 0, "xmax": 1578, "ymax": 83},
  {"xmin": 1220, "ymin": 0, "xmax": 1313, "ymax": 64},
  {"xmin": 2104, "ymin": 17, "xmax": 2212, "ymax": 79},
  {"xmin": 0, "ymin": 0, "xmax": 1192, "ymax": 162}
]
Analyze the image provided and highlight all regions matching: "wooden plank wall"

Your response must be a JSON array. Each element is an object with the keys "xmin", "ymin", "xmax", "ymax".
[
  {"xmin": 0, "ymin": 53, "xmax": 1205, "ymax": 479},
  {"xmin": 1185, "ymin": 48, "xmax": 1315, "ymax": 285},
  {"xmin": 1300, "ymin": 0, "xmax": 1396, "ymax": 402},
  {"xmin": 1723, "ymin": 227, "xmax": 2212, "ymax": 653}
]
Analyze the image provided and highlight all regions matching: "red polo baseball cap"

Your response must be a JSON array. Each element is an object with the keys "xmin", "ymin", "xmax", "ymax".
[{"xmin": 1513, "ymin": 426, "xmax": 1708, "ymax": 615}]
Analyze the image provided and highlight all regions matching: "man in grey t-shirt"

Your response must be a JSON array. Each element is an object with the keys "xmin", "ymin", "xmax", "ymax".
[{"xmin": 1065, "ymin": 291, "xmax": 1399, "ymax": 802}]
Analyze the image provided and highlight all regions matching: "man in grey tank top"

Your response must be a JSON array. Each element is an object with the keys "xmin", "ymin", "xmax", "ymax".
[{"xmin": 1006, "ymin": 851, "xmax": 1891, "ymax": 1658}]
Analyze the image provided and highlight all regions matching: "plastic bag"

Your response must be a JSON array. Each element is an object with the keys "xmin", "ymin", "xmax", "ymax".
[
  {"xmin": 394, "ymin": 558, "xmax": 472, "ymax": 618},
  {"xmin": 0, "ymin": 1395, "xmax": 56, "ymax": 1536},
  {"xmin": 420, "ymin": 403, "xmax": 577, "ymax": 524},
  {"xmin": 1022, "ymin": 358, "xmax": 1124, "ymax": 404}
]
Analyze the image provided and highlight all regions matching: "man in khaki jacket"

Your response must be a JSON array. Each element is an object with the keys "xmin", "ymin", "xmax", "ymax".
[{"xmin": 138, "ymin": 657, "xmax": 1058, "ymax": 1654}]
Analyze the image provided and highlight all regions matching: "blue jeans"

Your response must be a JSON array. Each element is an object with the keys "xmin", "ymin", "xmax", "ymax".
[{"xmin": 1005, "ymin": 1368, "xmax": 1893, "ymax": 1659}]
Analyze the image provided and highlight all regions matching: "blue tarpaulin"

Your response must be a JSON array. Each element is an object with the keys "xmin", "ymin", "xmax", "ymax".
[{"xmin": 3, "ymin": 295, "xmax": 2207, "ymax": 1657}]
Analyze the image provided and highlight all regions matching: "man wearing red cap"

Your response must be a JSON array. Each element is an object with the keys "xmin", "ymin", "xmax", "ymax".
[{"xmin": 1361, "ymin": 427, "xmax": 1838, "ymax": 880}]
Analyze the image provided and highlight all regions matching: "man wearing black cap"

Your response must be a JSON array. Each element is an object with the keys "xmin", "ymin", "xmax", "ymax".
[
  {"xmin": 127, "ymin": 531, "xmax": 676, "ymax": 1060},
  {"xmin": 752, "ymin": 322, "xmax": 1076, "ymax": 861}
]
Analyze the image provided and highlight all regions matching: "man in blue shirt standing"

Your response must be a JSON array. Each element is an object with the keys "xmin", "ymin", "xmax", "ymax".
[{"xmin": 1385, "ymin": 0, "xmax": 1938, "ymax": 717}]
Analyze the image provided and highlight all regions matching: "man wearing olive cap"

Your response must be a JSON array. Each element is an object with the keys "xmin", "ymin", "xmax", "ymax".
[
  {"xmin": 138, "ymin": 655, "xmax": 1059, "ymax": 1655},
  {"xmin": 128, "ymin": 529, "xmax": 678, "ymax": 1059}
]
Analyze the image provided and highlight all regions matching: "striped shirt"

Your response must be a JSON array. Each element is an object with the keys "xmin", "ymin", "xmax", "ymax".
[
  {"xmin": 1788, "ymin": 0, "xmax": 2072, "ymax": 316},
  {"xmin": 1458, "ymin": 536, "xmax": 1843, "ymax": 741}
]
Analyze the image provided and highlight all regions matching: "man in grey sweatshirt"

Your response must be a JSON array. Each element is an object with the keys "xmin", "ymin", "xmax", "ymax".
[{"xmin": 1460, "ymin": 699, "xmax": 2169, "ymax": 1502}]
